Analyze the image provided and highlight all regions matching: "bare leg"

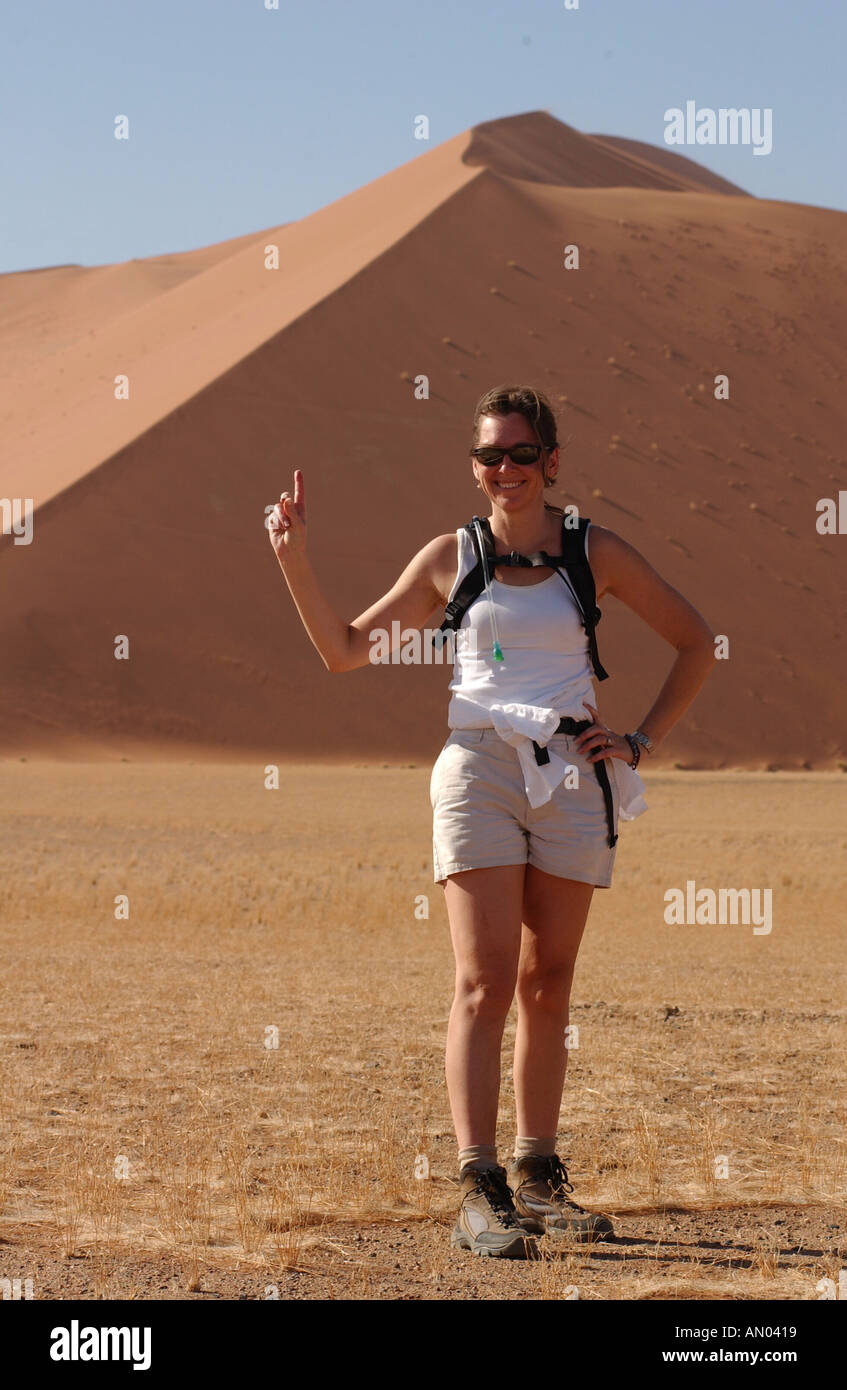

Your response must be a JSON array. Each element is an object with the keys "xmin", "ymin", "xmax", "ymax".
[
  {"xmin": 443, "ymin": 865, "xmax": 526, "ymax": 1149},
  {"xmin": 513, "ymin": 868, "xmax": 595, "ymax": 1138}
]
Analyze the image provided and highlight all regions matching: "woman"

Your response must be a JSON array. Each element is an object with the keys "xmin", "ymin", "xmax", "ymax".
[{"xmin": 268, "ymin": 384, "xmax": 716, "ymax": 1261}]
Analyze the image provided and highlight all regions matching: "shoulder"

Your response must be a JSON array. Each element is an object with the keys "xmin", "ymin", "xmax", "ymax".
[
  {"xmin": 408, "ymin": 532, "xmax": 461, "ymax": 604},
  {"xmin": 422, "ymin": 531, "xmax": 461, "ymax": 568},
  {"xmin": 585, "ymin": 523, "xmax": 625, "ymax": 598},
  {"xmin": 586, "ymin": 523, "xmax": 657, "ymax": 600}
]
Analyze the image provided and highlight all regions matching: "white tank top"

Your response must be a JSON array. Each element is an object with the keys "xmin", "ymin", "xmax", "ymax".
[{"xmin": 446, "ymin": 523, "xmax": 597, "ymax": 729}]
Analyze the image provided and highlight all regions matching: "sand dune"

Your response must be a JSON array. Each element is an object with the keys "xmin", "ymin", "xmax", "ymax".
[
  {"xmin": 586, "ymin": 132, "xmax": 748, "ymax": 195},
  {"xmin": 0, "ymin": 133, "xmax": 478, "ymax": 509},
  {"xmin": 1, "ymin": 110, "xmax": 844, "ymax": 767},
  {"xmin": 0, "ymin": 226, "xmax": 289, "ymax": 380},
  {"xmin": 463, "ymin": 112, "xmax": 748, "ymax": 193}
]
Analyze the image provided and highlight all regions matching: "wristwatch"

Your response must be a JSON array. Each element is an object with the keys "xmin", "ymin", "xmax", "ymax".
[{"xmin": 631, "ymin": 729, "xmax": 654, "ymax": 754}]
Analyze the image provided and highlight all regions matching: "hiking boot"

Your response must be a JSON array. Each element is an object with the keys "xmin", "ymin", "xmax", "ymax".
[
  {"xmin": 507, "ymin": 1153, "xmax": 614, "ymax": 1242},
  {"xmin": 451, "ymin": 1163, "xmax": 540, "ymax": 1259}
]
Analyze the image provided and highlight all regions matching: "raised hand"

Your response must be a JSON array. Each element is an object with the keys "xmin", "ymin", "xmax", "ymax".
[{"xmin": 268, "ymin": 469, "xmax": 306, "ymax": 558}]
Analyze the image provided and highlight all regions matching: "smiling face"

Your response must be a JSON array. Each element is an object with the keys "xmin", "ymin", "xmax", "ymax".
[{"xmin": 472, "ymin": 412, "xmax": 559, "ymax": 512}]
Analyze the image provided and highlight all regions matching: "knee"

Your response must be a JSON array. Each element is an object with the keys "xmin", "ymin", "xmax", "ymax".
[
  {"xmin": 515, "ymin": 962, "xmax": 575, "ymax": 1014},
  {"xmin": 453, "ymin": 973, "xmax": 515, "ymax": 1022}
]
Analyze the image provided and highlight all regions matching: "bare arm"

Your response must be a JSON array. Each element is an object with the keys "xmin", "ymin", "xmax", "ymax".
[
  {"xmin": 268, "ymin": 470, "xmax": 456, "ymax": 673},
  {"xmin": 586, "ymin": 524, "xmax": 717, "ymax": 751}
]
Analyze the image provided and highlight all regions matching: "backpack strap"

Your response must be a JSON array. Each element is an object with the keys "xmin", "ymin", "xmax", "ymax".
[
  {"xmin": 549, "ymin": 515, "xmax": 609, "ymax": 682},
  {"xmin": 434, "ymin": 513, "xmax": 609, "ymax": 682},
  {"xmin": 435, "ymin": 516, "xmax": 494, "ymax": 640}
]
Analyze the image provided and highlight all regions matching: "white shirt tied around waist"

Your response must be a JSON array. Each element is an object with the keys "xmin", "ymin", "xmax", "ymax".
[{"xmin": 444, "ymin": 524, "xmax": 648, "ymax": 821}]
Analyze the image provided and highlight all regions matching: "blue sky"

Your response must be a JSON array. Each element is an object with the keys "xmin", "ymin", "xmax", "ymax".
[{"xmin": 3, "ymin": 0, "xmax": 844, "ymax": 274}]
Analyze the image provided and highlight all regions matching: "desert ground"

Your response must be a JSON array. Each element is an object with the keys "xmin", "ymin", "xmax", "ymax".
[{"xmin": 1, "ymin": 760, "xmax": 843, "ymax": 1300}]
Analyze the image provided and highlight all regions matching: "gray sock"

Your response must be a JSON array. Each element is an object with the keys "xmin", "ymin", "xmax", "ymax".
[
  {"xmin": 458, "ymin": 1143, "xmax": 500, "ymax": 1174},
  {"xmin": 514, "ymin": 1135, "xmax": 557, "ymax": 1160}
]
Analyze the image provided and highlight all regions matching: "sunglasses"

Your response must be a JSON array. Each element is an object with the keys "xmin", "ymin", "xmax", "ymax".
[{"xmin": 470, "ymin": 444, "xmax": 547, "ymax": 467}]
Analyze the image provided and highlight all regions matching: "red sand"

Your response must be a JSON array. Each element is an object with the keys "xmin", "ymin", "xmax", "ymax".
[{"xmin": 1, "ymin": 111, "xmax": 844, "ymax": 767}]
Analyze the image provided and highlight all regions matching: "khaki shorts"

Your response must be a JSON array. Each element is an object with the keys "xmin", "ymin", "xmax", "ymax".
[{"xmin": 430, "ymin": 728, "xmax": 620, "ymax": 887}]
